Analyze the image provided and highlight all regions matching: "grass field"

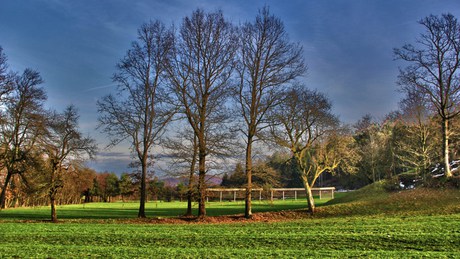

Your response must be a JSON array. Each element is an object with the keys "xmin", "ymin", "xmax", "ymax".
[
  {"xmin": 1, "ymin": 184, "xmax": 459, "ymax": 258},
  {"xmin": 0, "ymin": 197, "xmax": 332, "ymax": 220}
]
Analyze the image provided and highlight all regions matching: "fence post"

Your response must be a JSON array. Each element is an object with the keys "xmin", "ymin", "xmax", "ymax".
[
  {"xmin": 233, "ymin": 191, "xmax": 236, "ymax": 202},
  {"xmin": 295, "ymin": 191, "xmax": 297, "ymax": 200}
]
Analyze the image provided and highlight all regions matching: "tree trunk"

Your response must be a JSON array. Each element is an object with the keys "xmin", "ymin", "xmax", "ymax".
[
  {"xmin": 186, "ymin": 135, "xmax": 198, "ymax": 216},
  {"xmin": 50, "ymin": 195, "xmax": 57, "ymax": 222},
  {"xmin": 138, "ymin": 160, "xmax": 147, "ymax": 218},
  {"xmin": 0, "ymin": 171, "xmax": 12, "ymax": 209},
  {"xmin": 442, "ymin": 117, "xmax": 452, "ymax": 177},
  {"xmin": 245, "ymin": 136, "xmax": 253, "ymax": 218},
  {"xmin": 197, "ymin": 146, "xmax": 206, "ymax": 217},
  {"xmin": 49, "ymin": 168, "xmax": 59, "ymax": 222},
  {"xmin": 301, "ymin": 174, "xmax": 315, "ymax": 214},
  {"xmin": 186, "ymin": 184, "xmax": 193, "ymax": 216}
]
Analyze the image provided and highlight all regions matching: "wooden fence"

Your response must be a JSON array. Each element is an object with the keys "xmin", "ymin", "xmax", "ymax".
[{"xmin": 206, "ymin": 187, "xmax": 335, "ymax": 202}]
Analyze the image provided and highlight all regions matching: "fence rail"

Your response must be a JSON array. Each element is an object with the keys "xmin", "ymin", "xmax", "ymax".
[{"xmin": 206, "ymin": 187, "xmax": 335, "ymax": 202}]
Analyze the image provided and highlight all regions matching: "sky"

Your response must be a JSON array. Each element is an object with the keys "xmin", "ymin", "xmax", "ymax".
[{"xmin": 1, "ymin": 0, "xmax": 460, "ymax": 174}]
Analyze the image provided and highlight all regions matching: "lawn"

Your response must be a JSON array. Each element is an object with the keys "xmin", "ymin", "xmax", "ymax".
[
  {"xmin": 0, "ymin": 197, "xmax": 332, "ymax": 220},
  {"xmin": 1, "ymin": 185, "xmax": 459, "ymax": 258},
  {"xmin": 1, "ymin": 214, "xmax": 459, "ymax": 258}
]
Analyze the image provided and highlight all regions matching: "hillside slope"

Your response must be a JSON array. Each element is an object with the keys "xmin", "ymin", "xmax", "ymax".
[{"xmin": 317, "ymin": 182, "xmax": 460, "ymax": 218}]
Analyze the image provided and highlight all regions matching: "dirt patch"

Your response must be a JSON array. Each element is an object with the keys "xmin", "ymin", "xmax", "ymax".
[{"xmin": 122, "ymin": 209, "xmax": 312, "ymax": 225}]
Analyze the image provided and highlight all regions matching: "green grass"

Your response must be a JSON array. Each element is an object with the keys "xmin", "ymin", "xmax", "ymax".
[
  {"xmin": 318, "ymin": 181, "xmax": 460, "ymax": 217},
  {"xmin": 0, "ymin": 197, "xmax": 333, "ymax": 221},
  {"xmin": 1, "ymin": 214, "xmax": 459, "ymax": 258},
  {"xmin": 1, "ymin": 185, "xmax": 459, "ymax": 258}
]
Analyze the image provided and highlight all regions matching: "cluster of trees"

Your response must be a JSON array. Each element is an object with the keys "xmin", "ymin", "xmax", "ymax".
[
  {"xmin": 220, "ymin": 105, "xmax": 459, "ymax": 190},
  {"xmin": 0, "ymin": 164, "xmax": 188, "ymax": 209},
  {"xmin": 2, "ymin": 8, "xmax": 459, "ymax": 220},
  {"xmin": 97, "ymin": 7, "xmax": 307, "ymax": 218},
  {"xmin": 0, "ymin": 47, "xmax": 97, "ymax": 221},
  {"xmin": 98, "ymin": 9, "xmax": 460, "ymax": 218},
  {"xmin": 89, "ymin": 172, "xmax": 189, "ymax": 203}
]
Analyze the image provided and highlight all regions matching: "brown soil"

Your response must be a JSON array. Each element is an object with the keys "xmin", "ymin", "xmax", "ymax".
[{"xmin": 122, "ymin": 209, "xmax": 312, "ymax": 225}]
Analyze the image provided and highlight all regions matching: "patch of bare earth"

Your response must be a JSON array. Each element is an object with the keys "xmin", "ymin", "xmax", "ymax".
[{"xmin": 124, "ymin": 210, "xmax": 312, "ymax": 225}]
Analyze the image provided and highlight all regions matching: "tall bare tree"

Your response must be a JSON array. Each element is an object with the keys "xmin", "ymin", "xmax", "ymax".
[
  {"xmin": 0, "ymin": 69, "xmax": 47, "ymax": 209},
  {"xmin": 166, "ymin": 9, "xmax": 238, "ymax": 217},
  {"xmin": 394, "ymin": 13, "xmax": 460, "ymax": 177},
  {"xmin": 97, "ymin": 20, "xmax": 175, "ymax": 218},
  {"xmin": 237, "ymin": 7, "xmax": 306, "ymax": 218},
  {"xmin": 268, "ymin": 87, "xmax": 343, "ymax": 213},
  {"xmin": 162, "ymin": 128, "xmax": 198, "ymax": 216},
  {"xmin": 43, "ymin": 105, "xmax": 97, "ymax": 222}
]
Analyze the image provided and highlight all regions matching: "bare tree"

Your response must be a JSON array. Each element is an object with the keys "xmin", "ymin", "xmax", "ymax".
[
  {"xmin": 0, "ymin": 69, "xmax": 47, "ymax": 209},
  {"xmin": 237, "ymin": 7, "xmax": 306, "ymax": 218},
  {"xmin": 42, "ymin": 105, "xmax": 97, "ymax": 222},
  {"xmin": 97, "ymin": 20, "xmax": 175, "ymax": 218},
  {"xmin": 0, "ymin": 46, "xmax": 14, "ymax": 101},
  {"xmin": 268, "ymin": 86, "xmax": 342, "ymax": 213},
  {"xmin": 394, "ymin": 13, "xmax": 460, "ymax": 177},
  {"xmin": 353, "ymin": 116, "xmax": 387, "ymax": 183},
  {"xmin": 396, "ymin": 90, "xmax": 437, "ymax": 178},
  {"xmin": 166, "ymin": 9, "xmax": 238, "ymax": 217},
  {"xmin": 162, "ymin": 127, "xmax": 198, "ymax": 216}
]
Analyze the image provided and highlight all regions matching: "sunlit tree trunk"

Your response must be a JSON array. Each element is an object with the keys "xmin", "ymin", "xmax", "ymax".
[
  {"xmin": 244, "ymin": 135, "xmax": 253, "ymax": 218},
  {"xmin": 301, "ymin": 174, "xmax": 316, "ymax": 214},
  {"xmin": 442, "ymin": 118, "xmax": 452, "ymax": 177}
]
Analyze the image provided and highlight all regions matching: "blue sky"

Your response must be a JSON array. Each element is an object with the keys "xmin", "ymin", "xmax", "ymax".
[{"xmin": 1, "ymin": 0, "xmax": 459, "ymax": 173}]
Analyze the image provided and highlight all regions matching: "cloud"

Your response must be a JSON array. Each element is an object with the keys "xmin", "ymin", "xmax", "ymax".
[
  {"xmin": 82, "ymin": 83, "xmax": 117, "ymax": 93},
  {"xmin": 85, "ymin": 158, "xmax": 131, "ymax": 174},
  {"xmin": 96, "ymin": 151, "xmax": 131, "ymax": 159}
]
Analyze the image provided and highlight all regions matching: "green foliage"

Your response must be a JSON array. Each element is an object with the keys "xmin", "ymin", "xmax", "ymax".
[
  {"xmin": 268, "ymin": 152, "xmax": 303, "ymax": 188},
  {"xmin": 119, "ymin": 173, "xmax": 135, "ymax": 200},
  {"xmin": 221, "ymin": 160, "xmax": 283, "ymax": 188}
]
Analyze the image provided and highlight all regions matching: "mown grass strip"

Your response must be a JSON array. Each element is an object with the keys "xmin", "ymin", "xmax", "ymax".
[{"xmin": 1, "ymin": 214, "xmax": 459, "ymax": 258}]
